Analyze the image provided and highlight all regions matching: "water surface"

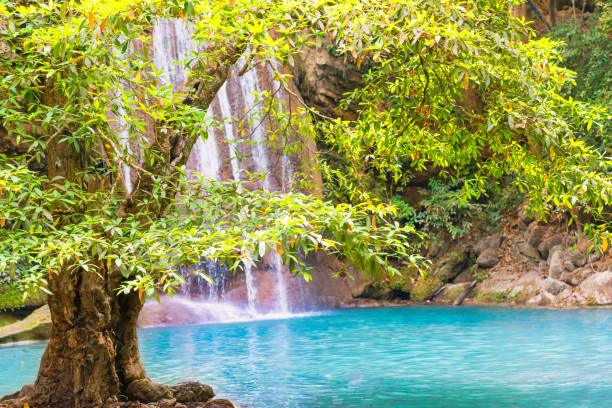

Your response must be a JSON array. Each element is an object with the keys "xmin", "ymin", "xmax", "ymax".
[{"xmin": 1, "ymin": 306, "xmax": 611, "ymax": 407}]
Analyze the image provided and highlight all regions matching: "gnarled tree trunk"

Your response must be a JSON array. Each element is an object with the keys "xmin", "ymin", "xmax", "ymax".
[{"xmin": 1, "ymin": 40, "xmax": 244, "ymax": 408}]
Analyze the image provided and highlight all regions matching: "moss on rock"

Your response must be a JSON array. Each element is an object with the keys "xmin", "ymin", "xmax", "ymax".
[
  {"xmin": 0, "ymin": 305, "xmax": 51, "ymax": 344},
  {"xmin": 410, "ymin": 275, "xmax": 443, "ymax": 302}
]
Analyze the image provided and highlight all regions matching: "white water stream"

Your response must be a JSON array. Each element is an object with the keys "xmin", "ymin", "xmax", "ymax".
[{"xmin": 147, "ymin": 18, "xmax": 292, "ymax": 320}]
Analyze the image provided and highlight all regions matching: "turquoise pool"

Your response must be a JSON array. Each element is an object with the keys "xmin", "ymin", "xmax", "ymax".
[{"xmin": 1, "ymin": 306, "xmax": 611, "ymax": 407}]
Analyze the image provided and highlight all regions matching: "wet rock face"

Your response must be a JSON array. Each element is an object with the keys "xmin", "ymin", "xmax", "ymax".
[{"xmin": 294, "ymin": 46, "xmax": 364, "ymax": 121}]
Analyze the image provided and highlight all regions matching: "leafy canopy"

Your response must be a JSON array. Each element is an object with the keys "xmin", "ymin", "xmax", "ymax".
[
  {"xmin": 0, "ymin": 0, "xmax": 421, "ymax": 302},
  {"xmin": 311, "ymin": 0, "xmax": 611, "ymax": 244},
  {"xmin": 0, "ymin": 0, "xmax": 610, "ymax": 303}
]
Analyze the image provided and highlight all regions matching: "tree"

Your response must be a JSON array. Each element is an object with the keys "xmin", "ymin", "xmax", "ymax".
[{"xmin": 0, "ymin": 0, "xmax": 609, "ymax": 407}]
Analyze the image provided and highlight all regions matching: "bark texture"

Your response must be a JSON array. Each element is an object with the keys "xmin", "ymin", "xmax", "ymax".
[{"xmin": 2, "ymin": 36, "xmax": 243, "ymax": 407}]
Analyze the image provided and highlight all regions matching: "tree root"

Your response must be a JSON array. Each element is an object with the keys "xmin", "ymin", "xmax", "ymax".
[{"xmin": 0, "ymin": 380, "xmax": 237, "ymax": 408}]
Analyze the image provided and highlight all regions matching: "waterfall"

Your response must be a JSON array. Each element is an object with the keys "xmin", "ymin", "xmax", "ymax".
[
  {"xmin": 147, "ymin": 18, "xmax": 297, "ymax": 319},
  {"xmin": 272, "ymin": 254, "xmax": 289, "ymax": 313},
  {"xmin": 238, "ymin": 65, "xmax": 271, "ymax": 190},
  {"xmin": 244, "ymin": 263, "xmax": 258, "ymax": 314}
]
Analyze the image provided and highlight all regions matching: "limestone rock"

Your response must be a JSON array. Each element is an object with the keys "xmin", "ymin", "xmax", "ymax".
[
  {"xmin": 518, "ymin": 241, "xmax": 541, "ymax": 260},
  {"xmin": 547, "ymin": 245, "xmax": 565, "ymax": 263},
  {"xmin": 543, "ymin": 279, "xmax": 568, "ymax": 296},
  {"xmin": 568, "ymin": 241, "xmax": 590, "ymax": 267},
  {"xmin": 477, "ymin": 248, "xmax": 499, "ymax": 269},
  {"xmin": 548, "ymin": 251, "xmax": 564, "ymax": 280},
  {"xmin": 563, "ymin": 261, "xmax": 575, "ymax": 272},
  {"xmin": 578, "ymin": 271, "xmax": 612, "ymax": 305},
  {"xmin": 560, "ymin": 272, "xmax": 579, "ymax": 287},
  {"xmin": 527, "ymin": 292, "xmax": 554, "ymax": 306},
  {"xmin": 538, "ymin": 234, "xmax": 565, "ymax": 259},
  {"xmin": 126, "ymin": 379, "xmax": 173, "ymax": 403},
  {"xmin": 0, "ymin": 305, "xmax": 51, "ymax": 344},
  {"xmin": 170, "ymin": 381, "xmax": 214, "ymax": 404},
  {"xmin": 473, "ymin": 233, "xmax": 503, "ymax": 257},
  {"xmin": 525, "ymin": 222, "xmax": 546, "ymax": 248}
]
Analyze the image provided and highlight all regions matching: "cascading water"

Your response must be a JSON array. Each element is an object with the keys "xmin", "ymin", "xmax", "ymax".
[{"xmin": 140, "ymin": 18, "xmax": 298, "ymax": 323}]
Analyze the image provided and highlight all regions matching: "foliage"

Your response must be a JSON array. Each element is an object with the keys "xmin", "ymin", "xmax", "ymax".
[
  {"xmin": 0, "ymin": 0, "xmax": 611, "ymax": 308},
  {"xmin": 389, "ymin": 179, "xmax": 523, "ymax": 238},
  {"xmin": 313, "ymin": 0, "xmax": 611, "ymax": 242},
  {"xmin": 415, "ymin": 179, "xmax": 477, "ymax": 238},
  {"xmin": 548, "ymin": 7, "xmax": 612, "ymax": 153},
  {"xmin": 0, "ymin": 0, "xmax": 427, "ymax": 306},
  {"xmin": 0, "ymin": 285, "xmax": 24, "ymax": 310}
]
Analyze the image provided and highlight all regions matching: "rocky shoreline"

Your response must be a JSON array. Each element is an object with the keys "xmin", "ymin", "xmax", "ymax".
[
  {"xmin": 1, "ymin": 381, "xmax": 238, "ymax": 408},
  {"xmin": 352, "ymin": 204, "xmax": 612, "ymax": 309}
]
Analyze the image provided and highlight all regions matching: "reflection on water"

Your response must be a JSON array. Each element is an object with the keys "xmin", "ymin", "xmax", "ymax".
[{"xmin": 1, "ymin": 306, "xmax": 612, "ymax": 407}]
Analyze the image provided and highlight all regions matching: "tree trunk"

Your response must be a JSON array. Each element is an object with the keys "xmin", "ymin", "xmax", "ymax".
[
  {"xmin": 28, "ymin": 267, "xmax": 119, "ymax": 408},
  {"xmin": 7, "ymin": 87, "xmax": 166, "ymax": 406},
  {"xmin": 11, "ymin": 267, "xmax": 170, "ymax": 408}
]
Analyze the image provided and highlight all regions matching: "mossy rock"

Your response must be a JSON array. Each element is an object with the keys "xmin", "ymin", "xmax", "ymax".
[
  {"xmin": 439, "ymin": 283, "xmax": 470, "ymax": 303},
  {"xmin": 0, "ymin": 286, "xmax": 47, "ymax": 310},
  {"xmin": 410, "ymin": 276, "xmax": 443, "ymax": 302},
  {"xmin": 475, "ymin": 290, "xmax": 509, "ymax": 304},
  {"xmin": 0, "ymin": 305, "xmax": 52, "ymax": 344},
  {"xmin": 432, "ymin": 249, "xmax": 469, "ymax": 282}
]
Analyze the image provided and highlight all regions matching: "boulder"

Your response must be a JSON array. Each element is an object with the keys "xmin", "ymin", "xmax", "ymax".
[
  {"xmin": 547, "ymin": 245, "xmax": 565, "ymax": 263},
  {"xmin": 560, "ymin": 271, "xmax": 579, "ymax": 287},
  {"xmin": 476, "ymin": 248, "xmax": 499, "ymax": 269},
  {"xmin": 473, "ymin": 233, "xmax": 503, "ymax": 257},
  {"xmin": 126, "ymin": 379, "xmax": 173, "ymax": 403},
  {"xmin": 433, "ymin": 249, "xmax": 469, "ymax": 281},
  {"xmin": 543, "ymin": 279, "xmax": 568, "ymax": 296},
  {"xmin": 410, "ymin": 275, "xmax": 444, "ymax": 302},
  {"xmin": 203, "ymin": 399, "xmax": 238, "ymax": 408},
  {"xmin": 538, "ymin": 234, "xmax": 565, "ymax": 259},
  {"xmin": 170, "ymin": 381, "xmax": 214, "ymax": 404},
  {"xmin": 548, "ymin": 251, "xmax": 564, "ymax": 280},
  {"xmin": 453, "ymin": 268, "xmax": 474, "ymax": 283},
  {"xmin": 525, "ymin": 222, "xmax": 546, "ymax": 248},
  {"xmin": 518, "ymin": 206, "xmax": 533, "ymax": 228},
  {"xmin": 437, "ymin": 283, "xmax": 471, "ymax": 303},
  {"xmin": 518, "ymin": 242, "xmax": 541, "ymax": 260},
  {"xmin": 568, "ymin": 241, "xmax": 590, "ymax": 267},
  {"xmin": 527, "ymin": 292, "xmax": 555, "ymax": 306},
  {"xmin": 0, "ymin": 305, "xmax": 51, "ymax": 344},
  {"xmin": 148, "ymin": 399, "xmax": 187, "ymax": 408},
  {"xmin": 578, "ymin": 271, "xmax": 612, "ymax": 305},
  {"xmin": 563, "ymin": 261, "xmax": 575, "ymax": 272}
]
